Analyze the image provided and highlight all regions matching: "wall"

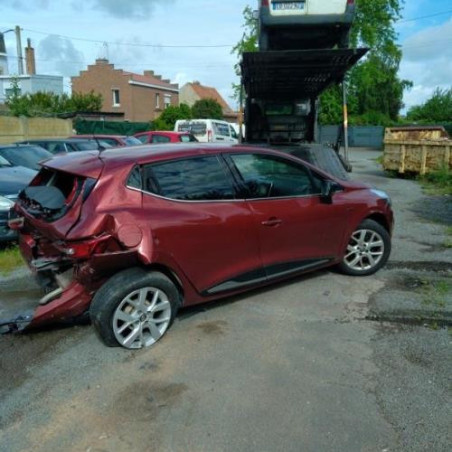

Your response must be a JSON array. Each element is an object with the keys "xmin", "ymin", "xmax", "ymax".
[
  {"xmin": 0, "ymin": 74, "xmax": 64, "ymax": 103},
  {"xmin": 0, "ymin": 116, "xmax": 73, "ymax": 144}
]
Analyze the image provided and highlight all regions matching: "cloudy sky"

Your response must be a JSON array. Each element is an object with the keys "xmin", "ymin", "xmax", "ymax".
[{"xmin": 1, "ymin": 0, "xmax": 451, "ymax": 113}]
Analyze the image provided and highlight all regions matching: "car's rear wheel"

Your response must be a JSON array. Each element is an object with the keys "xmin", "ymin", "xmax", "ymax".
[
  {"xmin": 338, "ymin": 219, "xmax": 391, "ymax": 276},
  {"xmin": 90, "ymin": 268, "xmax": 180, "ymax": 349}
]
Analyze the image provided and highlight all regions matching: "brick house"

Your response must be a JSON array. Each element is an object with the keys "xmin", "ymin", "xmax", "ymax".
[
  {"xmin": 71, "ymin": 59, "xmax": 179, "ymax": 122},
  {"xmin": 180, "ymin": 81, "xmax": 237, "ymax": 122}
]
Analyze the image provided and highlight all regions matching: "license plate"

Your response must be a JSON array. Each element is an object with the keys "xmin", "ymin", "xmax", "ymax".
[{"xmin": 273, "ymin": 2, "xmax": 305, "ymax": 11}]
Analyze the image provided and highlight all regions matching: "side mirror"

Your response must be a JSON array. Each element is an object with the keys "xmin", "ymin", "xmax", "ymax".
[{"xmin": 320, "ymin": 180, "xmax": 335, "ymax": 204}]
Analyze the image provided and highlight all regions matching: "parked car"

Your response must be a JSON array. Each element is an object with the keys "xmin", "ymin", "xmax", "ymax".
[
  {"xmin": 17, "ymin": 138, "xmax": 111, "ymax": 154},
  {"xmin": 0, "ymin": 144, "xmax": 53, "ymax": 171},
  {"xmin": 134, "ymin": 131, "xmax": 198, "ymax": 144},
  {"xmin": 70, "ymin": 134, "xmax": 142, "ymax": 147},
  {"xmin": 174, "ymin": 119, "xmax": 239, "ymax": 143},
  {"xmin": 0, "ymin": 155, "xmax": 36, "ymax": 242},
  {"xmin": 258, "ymin": 0, "xmax": 356, "ymax": 51},
  {"xmin": 7, "ymin": 144, "xmax": 393, "ymax": 347}
]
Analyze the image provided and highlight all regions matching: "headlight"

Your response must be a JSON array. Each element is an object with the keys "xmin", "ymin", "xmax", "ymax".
[
  {"xmin": 370, "ymin": 189, "xmax": 392, "ymax": 207},
  {"xmin": 0, "ymin": 195, "xmax": 14, "ymax": 210}
]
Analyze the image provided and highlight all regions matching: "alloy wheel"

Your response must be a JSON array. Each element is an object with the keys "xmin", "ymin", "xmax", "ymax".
[
  {"xmin": 343, "ymin": 228, "xmax": 385, "ymax": 272},
  {"xmin": 112, "ymin": 287, "xmax": 172, "ymax": 349}
]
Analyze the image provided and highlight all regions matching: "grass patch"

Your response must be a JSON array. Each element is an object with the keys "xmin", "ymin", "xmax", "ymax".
[
  {"xmin": 418, "ymin": 279, "xmax": 450, "ymax": 309},
  {"xmin": 418, "ymin": 165, "xmax": 452, "ymax": 196},
  {"xmin": 0, "ymin": 246, "xmax": 25, "ymax": 275}
]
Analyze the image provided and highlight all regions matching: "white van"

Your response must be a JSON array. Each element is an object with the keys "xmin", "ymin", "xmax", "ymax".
[{"xmin": 174, "ymin": 119, "xmax": 239, "ymax": 143}]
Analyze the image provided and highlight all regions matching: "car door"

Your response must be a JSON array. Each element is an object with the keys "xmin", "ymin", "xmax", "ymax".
[
  {"xmin": 228, "ymin": 152, "xmax": 350, "ymax": 278},
  {"xmin": 141, "ymin": 155, "xmax": 263, "ymax": 295}
]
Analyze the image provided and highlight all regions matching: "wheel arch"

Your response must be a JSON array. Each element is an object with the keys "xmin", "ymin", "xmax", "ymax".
[
  {"xmin": 365, "ymin": 213, "xmax": 391, "ymax": 233},
  {"xmin": 142, "ymin": 263, "xmax": 185, "ymax": 304}
]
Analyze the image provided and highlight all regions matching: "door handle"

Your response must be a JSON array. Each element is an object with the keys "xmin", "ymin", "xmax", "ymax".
[{"xmin": 261, "ymin": 217, "xmax": 282, "ymax": 227}]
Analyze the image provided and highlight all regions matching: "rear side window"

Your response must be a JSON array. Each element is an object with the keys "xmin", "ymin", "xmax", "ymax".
[{"xmin": 144, "ymin": 156, "xmax": 235, "ymax": 201}]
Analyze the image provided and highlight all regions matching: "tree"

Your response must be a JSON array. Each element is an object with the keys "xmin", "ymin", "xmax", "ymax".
[
  {"xmin": 153, "ymin": 103, "xmax": 192, "ymax": 130},
  {"xmin": 230, "ymin": 5, "xmax": 259, "ymax": 101},
  {"xmin": 5, "ymin": 86, "xmax": 102, "ymax": 117},
  {"xmin": 191, "ymin": 99, "xmax": 223, "ymax": 119},
  {"xmin": 407, "ymin": 88, "xmax": 452, "ymax": 123}
]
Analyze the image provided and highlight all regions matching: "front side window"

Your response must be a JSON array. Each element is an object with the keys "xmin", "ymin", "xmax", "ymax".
[
  {"xmin": 230, "ymin": 153, "xmax": 319, "ymax": 199},
  {"xmin": 144, "ymin": 156, "xmax": 235, "ymax": 201}
]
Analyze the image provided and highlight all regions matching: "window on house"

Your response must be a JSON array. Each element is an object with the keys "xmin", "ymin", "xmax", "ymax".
[
  {"xmin": 164, "ymin": 94, "xmax": 171, "ymax": 109},
  {"xmin": 112, "ymin": 89, "xmax": 120, "ymax": 106},
  {"xmin": 155, "ymin": 93, "xmax": 160, "ymax": 109}
]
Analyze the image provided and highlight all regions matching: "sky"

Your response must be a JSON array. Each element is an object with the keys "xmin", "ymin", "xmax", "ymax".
[{"xmin": 1, "ymin": 0, "xmax": 451, "ymax": 114}]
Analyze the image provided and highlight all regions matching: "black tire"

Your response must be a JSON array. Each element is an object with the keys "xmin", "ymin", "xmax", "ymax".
[
  {"xmin": 289, "ymin": 144, "xmax": 350, "ymax": 180},
  {"xmin": 90, "ymin": 268, "xmax": 180, "ymax": 349},
  {"xmin": 338, "ymin": 219, "xmax": 391, "ymax": 276}
]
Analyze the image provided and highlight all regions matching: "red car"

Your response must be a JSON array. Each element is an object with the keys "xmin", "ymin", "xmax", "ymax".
[
  {"xmin": 134, "ymin": 131, "xmax": 197, "ymax": 144},
  {"xmin": 5, "ymin": 144, "xmax": 393, "ymax": 349},
  {"xmin": 71, "ymin": 134, "xmax": 142, "ymax": 147}
]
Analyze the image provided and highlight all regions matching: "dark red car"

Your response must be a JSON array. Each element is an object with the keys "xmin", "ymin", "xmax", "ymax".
[
  {"xmin": 5, "ymin": 144, "xmax": 393, "ymax": 349},
  {"xmin": 134, "ymin": 131, "xmax": 197, "ymax": 144}
]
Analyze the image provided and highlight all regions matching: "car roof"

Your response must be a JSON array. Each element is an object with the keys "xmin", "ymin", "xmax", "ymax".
[
  {"xmin": 20, "ymin": 138, "xmax": 96, "ymax": 143},
  {"xmin": 0, "ymin": 144, "xmax": 43, "ymax": 149},
  {"xmin": 98, "ymin": 142, "xmax": 298, "ymax": 166},
  {"xmin": 74, "ymin": 134, "xmax": 127, "ymax": 138}
]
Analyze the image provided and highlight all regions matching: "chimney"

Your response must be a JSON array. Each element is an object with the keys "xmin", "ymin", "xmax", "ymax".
[
  {"xmin": 143, "ymin": 70, "xmax": 155, "ymax": 77},
  {"xmin": 25, "ymin": 38, "xmax": 36, "ymax": 75}
]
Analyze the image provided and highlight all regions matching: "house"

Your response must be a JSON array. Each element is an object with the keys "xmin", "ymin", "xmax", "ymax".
[
  {"xmin": 0, "ymin": 37, "xmax": 63, "ymax": 104},
  {"xmin": 71, "ymin": 59, "xmax": 179, "ymax": 122},
  {"xmin": 180, "ymin": 81, "xmax": 238, "ymax": 122}
]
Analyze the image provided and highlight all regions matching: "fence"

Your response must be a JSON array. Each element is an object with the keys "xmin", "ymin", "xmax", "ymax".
[{"xmin": 319, "ymin": 125, "xmax": 385, "ymax": 149}]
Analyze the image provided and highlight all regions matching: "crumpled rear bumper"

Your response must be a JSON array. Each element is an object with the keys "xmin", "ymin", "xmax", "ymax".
[{"xmin": 0, "ymin": 279, "xmax": 92, "ymax": 334}]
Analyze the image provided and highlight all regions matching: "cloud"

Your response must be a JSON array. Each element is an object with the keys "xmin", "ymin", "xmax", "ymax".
[
  {"xmin": 90, "ymin": 0, "xmax": 175, "ymax": 20},
  {"xmin": 1, "ymin": 0, "xmax": 50, "ymax": 9},
  {"xmin": 400, "ymin": 18, "xmax": 452, "ymax": 111},
  {"xmin": 402, "ymin": 19, "xmax": 452, "ymax": 62},
  {"xmin": 37, "ymin": 35, "xmax": 84, "ymax": 77}
]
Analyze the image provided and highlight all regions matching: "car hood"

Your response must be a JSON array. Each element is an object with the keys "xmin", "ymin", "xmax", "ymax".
[{"xmin": 0, "ymin": 166, "xmax": 37, "ymax": 198}]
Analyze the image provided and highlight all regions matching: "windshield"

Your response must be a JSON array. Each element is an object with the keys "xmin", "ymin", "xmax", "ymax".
[
  {"xmin": 0, "ymin": 146, "xmax": 52, "ymax": 170},
  {"xmin": 0, "ymin": 155, "xmax": 12, "ymax": 166}
]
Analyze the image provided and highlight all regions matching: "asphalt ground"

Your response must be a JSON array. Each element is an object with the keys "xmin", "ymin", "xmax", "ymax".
[{"xmin": 0, "ymin": 147, "xmax": 450, "ymax": 452}]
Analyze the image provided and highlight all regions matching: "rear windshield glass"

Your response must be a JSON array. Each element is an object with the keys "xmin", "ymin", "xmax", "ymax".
[
  {"xmin": 180, "ymin": 134, "xmax": 197, "ymax": 142},
  {"xmin": 18, "ymin": 168, "xmax": 95, "ymax": 222},
  {"xmin": 74, "ymin": 141, "xmax": 99, "ymax": 151},
  {"xmin": 0, "ymin": 146, "xmax": 51, "ymax": 170},
  {"xmin": 177, "ymin": 122, "xmax": 206, "ymax": 135}
]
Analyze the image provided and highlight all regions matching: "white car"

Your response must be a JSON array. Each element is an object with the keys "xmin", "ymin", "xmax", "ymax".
[
  {"xmin": 174, "ymin": 119, "xmax": 238, "ymax": 143},
  {"xmin": 258, "ymin": 0, "xmax": 356, "ymax": 51}
]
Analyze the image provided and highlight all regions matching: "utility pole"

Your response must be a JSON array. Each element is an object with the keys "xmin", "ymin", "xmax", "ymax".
[{"xmin": 15, "ymin": 25, "xmax": 24, "ymax": 75}]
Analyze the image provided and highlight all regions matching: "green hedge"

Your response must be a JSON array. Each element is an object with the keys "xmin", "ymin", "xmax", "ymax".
[{"xmin": 74, "ymin": 119, "xmax": 152, "ymax": 135}]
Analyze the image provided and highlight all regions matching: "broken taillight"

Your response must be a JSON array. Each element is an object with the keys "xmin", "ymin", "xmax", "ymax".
[{"xmin": 56, "ymin": 235, "xmax": 115, "ymax": 260}]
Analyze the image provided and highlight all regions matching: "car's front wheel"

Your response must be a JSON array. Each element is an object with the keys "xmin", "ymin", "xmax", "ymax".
[
  {"xmin": 338, "ymin": 219, "xmax": 391, "ymax": 276},
  {"xmin": 90, "ymin": 268, "xmax": 180, "ymax": 349}
]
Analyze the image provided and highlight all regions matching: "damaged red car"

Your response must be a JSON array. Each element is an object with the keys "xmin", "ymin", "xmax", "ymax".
[{"xmin": 4, "ymin": 144, "xmax": 393, "ymax": 349}]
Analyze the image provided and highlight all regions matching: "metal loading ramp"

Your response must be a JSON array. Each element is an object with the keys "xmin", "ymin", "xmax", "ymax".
[{"xmin": 241, "ymin": 48, "xmax": 368, "ymax": 100}]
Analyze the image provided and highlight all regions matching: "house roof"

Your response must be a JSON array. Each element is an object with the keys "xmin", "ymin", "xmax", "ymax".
[
  {"xmin": 187, "ymin": 82, "xmax": 234, "ymax": 114},
  {"xmin": 123, "ymin": 72, "xmax": 177, "ymax": 91}
]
